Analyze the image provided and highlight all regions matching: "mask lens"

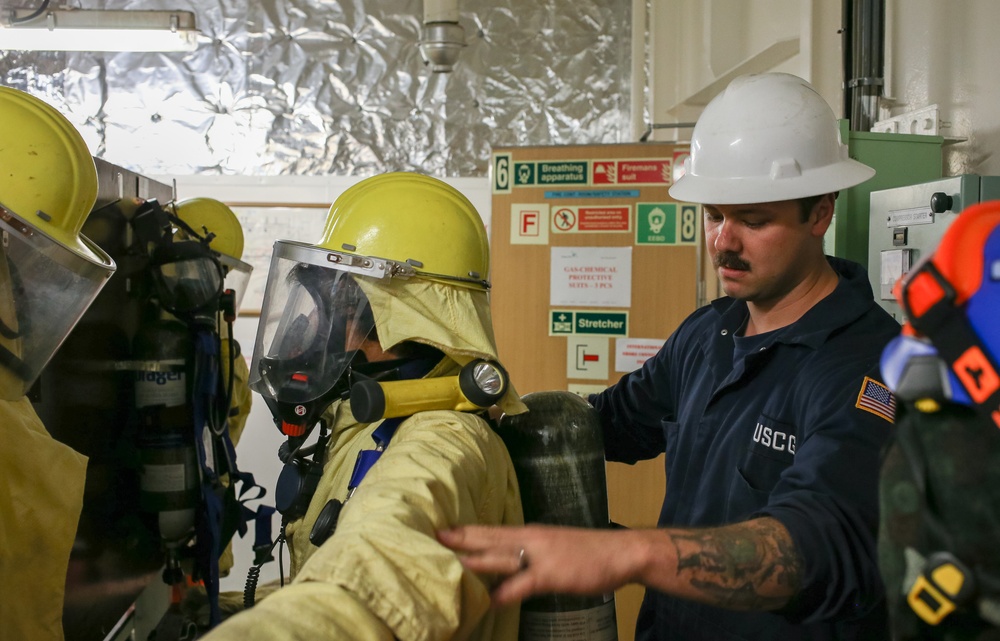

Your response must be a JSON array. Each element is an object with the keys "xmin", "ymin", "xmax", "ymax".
[
  {"xmin": 250, "ymin": 242, "xmax": 378, "ymax": 405},
  {"xmin": 154, "ymin": 252, "xmax": 223, "ymax": 314}
]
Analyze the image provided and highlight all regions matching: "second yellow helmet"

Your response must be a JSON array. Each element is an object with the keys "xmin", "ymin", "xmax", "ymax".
[
  {"xmin": 173, "ymin": 197, "xmax": 245, "ymax": 260},
  {"xmin": 319, "ymin": 173, "xmax": 489, "ymax": 289}
]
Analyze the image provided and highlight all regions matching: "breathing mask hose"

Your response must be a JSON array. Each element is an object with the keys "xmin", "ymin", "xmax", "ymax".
[
  {"xmin": 243, "ymin": 531, "xmax": 283, "ymax": 608},
  {"xmin": 218, "ymin": 291, "xmax": 237, "ymax": 435},
  {"xmin": 224, "ymin": 317, "xmax": 236, "ymax": 431}
]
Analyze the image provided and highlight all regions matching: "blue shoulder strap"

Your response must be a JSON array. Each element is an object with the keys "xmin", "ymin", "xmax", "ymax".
[{"xmin": 191, "ymin": 328, "xmax": 274, "ymax": 628}]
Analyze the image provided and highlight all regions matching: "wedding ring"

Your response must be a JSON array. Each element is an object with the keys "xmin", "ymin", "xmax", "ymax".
[{"xmin": 517, "ymin": 547, "xmax": 529, "ymax": 571}]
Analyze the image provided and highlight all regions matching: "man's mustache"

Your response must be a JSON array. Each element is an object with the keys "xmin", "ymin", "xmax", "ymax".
[{"xmin": 714, "ymin": 252, "xmax": 750, "ymax": 271}]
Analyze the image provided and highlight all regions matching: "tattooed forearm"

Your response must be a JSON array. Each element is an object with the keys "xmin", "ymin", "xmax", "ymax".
[{"xmin": 667, "ymin": 517, "xmax": 803, "ymax": 610}]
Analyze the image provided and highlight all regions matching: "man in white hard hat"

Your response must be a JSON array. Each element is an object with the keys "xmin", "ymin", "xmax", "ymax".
[{"xmin": 441, "ymin": 73, "xmax": 900, "ymax": 640}]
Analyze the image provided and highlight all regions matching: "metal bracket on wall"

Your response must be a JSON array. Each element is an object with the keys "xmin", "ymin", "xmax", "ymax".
[{"xmin": 639, "ymin": 123, "xmax": 696, "ymax": 143}]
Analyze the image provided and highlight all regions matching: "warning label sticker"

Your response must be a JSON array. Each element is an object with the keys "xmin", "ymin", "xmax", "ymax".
[
  {"xmin": 520, "ymin": 601, "xmax": 618, "ymax": 641},
  {"xmin": 593, "ymin": 159, "xmax": 672, "ymax": 185},
  {"xmin": 551, "ymin": 205, "xmax": 631, "ymax": 233}
]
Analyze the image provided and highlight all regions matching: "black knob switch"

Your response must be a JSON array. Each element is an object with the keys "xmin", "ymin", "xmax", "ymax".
[{"xmin": 930, "ymin": 192, "xmax": 953, "ymax": 213}]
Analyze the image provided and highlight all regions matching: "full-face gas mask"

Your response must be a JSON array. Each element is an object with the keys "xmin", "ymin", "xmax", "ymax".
[
  {"xmin": 249, "ymin": 240, "xmax": 407, "ymax": 435},
  {"xmin": 170, "ymin": 197, "xmax": 252, "ymax": 315},
  {"xmin": 132, "ymin": 199, "xmax": 225, "ymax": 321}
]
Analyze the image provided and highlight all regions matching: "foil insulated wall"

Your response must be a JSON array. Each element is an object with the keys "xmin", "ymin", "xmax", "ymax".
[{"xmin": 0, "ymin": 0, "xmax": 632, "ymax": 177}]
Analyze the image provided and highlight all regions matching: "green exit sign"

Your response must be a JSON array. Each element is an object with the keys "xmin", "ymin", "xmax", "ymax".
[{"xmin": 550, "ymin": 309, "xmax": 629, "ymax": 336}]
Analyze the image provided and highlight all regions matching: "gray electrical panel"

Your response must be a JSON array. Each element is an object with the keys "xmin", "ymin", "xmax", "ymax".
[{"xmin": 868, "ymin": 175, "xmax": 1000, "ymax": 322}]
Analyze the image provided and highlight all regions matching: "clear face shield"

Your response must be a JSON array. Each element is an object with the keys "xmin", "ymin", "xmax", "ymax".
[
  {"xmin": 0, "ymin": 205, "xmax": 113, "ymax": 400},
  {"xmin": 249, "ymin": 240, "xmax": 415, "ymax": 407},
  {"xmin": 219, "ymin": 253, "xmax": 252, "ymax": 312}
]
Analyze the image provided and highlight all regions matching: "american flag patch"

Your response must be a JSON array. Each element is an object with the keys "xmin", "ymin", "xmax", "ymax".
[{"xmin": 856, "ymin": 376, "xmax": 896, "ymax": 423}]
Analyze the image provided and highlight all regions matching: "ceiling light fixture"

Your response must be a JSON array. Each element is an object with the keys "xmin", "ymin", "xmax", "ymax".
[
  {"xmin": 0, "ymin": 4, "xmax": 200, "ymax": 53},
  {"xmin": 418, "ymin": 0, "xmax": 465, "ymax": 73}
]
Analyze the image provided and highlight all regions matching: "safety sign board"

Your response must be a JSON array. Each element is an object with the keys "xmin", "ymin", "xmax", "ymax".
[
  {"xmin": 510, "ymin": 203, "xmax": 550, "ymax": 245},
  {"xmin": 493, "ymin": 151, "xmax": 687, "ymax": 191},
  {"xmin": 550, "ymin": 309, "xmax": 629, "ymax": 336},
  {"xmin": 545, "ymin": 189, "xmax": 640, "ymax": 199},
  {"xmin": 593, "ymin": 159, "xmax": 672, "ymax": 185},
  {"xmin": 615, "ymin": 337, "xmax": 665, "ymax": 372},
  {"xmin": 566, "ymin": 335, "xmax": 610, "ymax": 380},
  {"xmin": 512, "ymin": 161, "xmax": 589, "ymax": 187},
  {"xmin": 550, "ymin": 246, "xmax": 632, "ymax": 308},
  {"xmin": 492, "ymin": 152, "xmax": 513, "ymax": 193},
  {"xmin": 551, "ymin": 205, "xmax": 631, "ymax": 233},
  {"xmin": 635, "ymin": 203, "xmax": 700, "ymax": 245}
]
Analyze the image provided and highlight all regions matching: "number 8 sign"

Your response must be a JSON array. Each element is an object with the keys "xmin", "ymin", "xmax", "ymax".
[{"xmin": 680, "ymin": 204, "xmax": 699, "ymax": 244}]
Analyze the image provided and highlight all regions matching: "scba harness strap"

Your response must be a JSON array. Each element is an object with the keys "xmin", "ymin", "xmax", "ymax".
[
  {"xmin": 902, "ymin": 260, "xmax": 1000, "ymax": 430},
  {"xmin": 192, "ymin": 328, "xmax": 274, "ymax": 628}
]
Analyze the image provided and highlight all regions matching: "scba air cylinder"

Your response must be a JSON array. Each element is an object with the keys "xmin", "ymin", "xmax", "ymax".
[
  {"xmin": 133, "ymin": 315, "xmax": 199, "ymax": 547},
  {"xmin": 497, "ymin": 390, "xmax": 618, "ymax": 641}
]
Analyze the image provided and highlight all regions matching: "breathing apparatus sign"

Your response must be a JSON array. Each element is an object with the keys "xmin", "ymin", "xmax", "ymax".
[
  {"xmin": 492, "ymin": 152, "xmax": 688, "ymax": 193},
  {"xmin": 492, "ymin": 154, "xmax": 589, "ymax": 192},
  {"xmin": 516, "ymin": 161, "xmax": 589, "ymax": 187}
]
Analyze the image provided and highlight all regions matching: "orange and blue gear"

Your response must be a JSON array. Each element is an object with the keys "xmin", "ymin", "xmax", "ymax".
[
  {"xmin": 878, "ymin": 200, "xmax": 1000, "ymax": 637},
  {"xmin": 880, "ymin": 200, "xmax": 1000, "ymax": 423}
]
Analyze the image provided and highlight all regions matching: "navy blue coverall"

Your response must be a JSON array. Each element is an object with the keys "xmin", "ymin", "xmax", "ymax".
[{"xmin": 591, "ymin": 258, "xmax": 900, "ymax": 641}]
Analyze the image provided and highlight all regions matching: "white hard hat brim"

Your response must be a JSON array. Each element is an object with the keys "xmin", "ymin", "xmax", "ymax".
[{"xmin": 668, "ymin": 157, "xmax": 876, "ymax": 205}]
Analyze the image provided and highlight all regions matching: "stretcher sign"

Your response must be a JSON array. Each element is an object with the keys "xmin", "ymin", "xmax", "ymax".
[
  {"xmin": 593, "ymin": 159, "xmax": 672, "ymax": 186},
  {"xmin": 551, "ymin": 205, "xmax": 631, "ymax": 233},
  {"xmin": 550, "ymin": 309, "xmax": 629, "ymax": 336}
]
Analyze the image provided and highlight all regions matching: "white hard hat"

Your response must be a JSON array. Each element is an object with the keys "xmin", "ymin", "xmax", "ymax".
[{"xmin": 669, "ymin": 73, "xmax": 875, "ymax": 205}]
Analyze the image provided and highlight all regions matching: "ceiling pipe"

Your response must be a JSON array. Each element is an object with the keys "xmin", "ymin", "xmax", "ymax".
[
  {"xmin": 418, "ymin": 0, "xmax": 465, "ymax": 73},
  {"xmin": 842, "ymin": 0, "xmax": 885, "ymax": 131}
]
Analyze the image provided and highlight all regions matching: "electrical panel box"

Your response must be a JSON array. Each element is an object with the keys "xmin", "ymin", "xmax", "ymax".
[
  {"xmin": 830, "ymin": 121, "xmax": 944, "ymax": 267},
  {"xmin": 868, "ymin": 174, "xmax": 1000, "ymax": 321}
]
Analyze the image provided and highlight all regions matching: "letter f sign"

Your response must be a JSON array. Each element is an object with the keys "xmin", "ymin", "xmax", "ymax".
[{"xmin": 521, "ymin": 211, "xmax": 539, "ymax": 236}]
